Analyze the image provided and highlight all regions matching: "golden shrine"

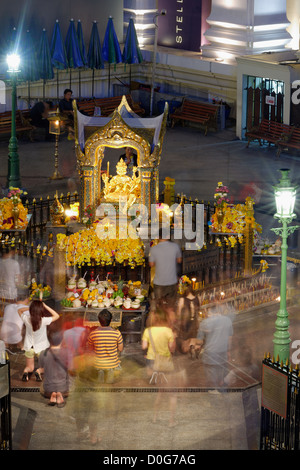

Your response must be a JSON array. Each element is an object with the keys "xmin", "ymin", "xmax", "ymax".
[{"xmin": 73, "ymin": 95, "xmax": 168, "ymax": 219}]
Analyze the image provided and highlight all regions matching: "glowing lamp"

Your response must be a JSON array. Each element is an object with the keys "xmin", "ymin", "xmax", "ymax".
[
  {"xmin": 6, "ymin": 53, "xmax": 20, "ymax": 73},
  {"xmin": 274, "ymin": 169, "xmax": 297, "ymax": 220}
]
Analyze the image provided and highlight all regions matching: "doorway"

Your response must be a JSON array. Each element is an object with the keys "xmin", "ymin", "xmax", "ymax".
[{"xmin": 243, "ymin": 75, "xmax": 285, "ymax": 135}]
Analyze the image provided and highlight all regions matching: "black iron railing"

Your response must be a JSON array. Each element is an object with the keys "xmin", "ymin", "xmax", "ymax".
[
  {"xmin": 260, "ymin": 356, "xmax": 300, "ymax": 450},
  {"xmin": 0, "ymin": 357, "xmax": 12, "ymax": 450}
]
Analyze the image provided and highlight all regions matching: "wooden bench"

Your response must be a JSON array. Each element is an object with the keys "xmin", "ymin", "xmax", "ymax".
[
  {"xmin": 169, "ymin": 98, "xmax": 219, "ymax": 135},
  {"xmin": 0, "ymin": 110, "xmax": 35, "ymax": 141},
  {"xmin": 276, "ymin": 127, "xmax": 300, "ymax": 157},
  {"xmin": 77, "ymin": 99, "xmax": 95, "ymax": 116},
  {"xmin": 245, "ymin": 119, "xmax": 293, "ymax": 149},
  {"xmin": 77, "ymin": 95, "xmax": 145, "ymax": 117}
]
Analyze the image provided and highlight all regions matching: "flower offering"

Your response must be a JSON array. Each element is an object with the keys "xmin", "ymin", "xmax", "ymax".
[{"xmin": 214, "ymin": 182, "xmax": 229, "ymax": 207}]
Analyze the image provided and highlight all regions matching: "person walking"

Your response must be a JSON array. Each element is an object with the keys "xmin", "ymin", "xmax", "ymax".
[
  {"xmin": 148, "ymin": 229, "xmax": 182, "ymax": 305},
  {"xmin": 196, "ymin": 304, "xmax": 233, "ymax": 390},
  {"xmin": 87, "ymin": 309, "xmax": 123, "ymax": 384},
  {"xmin": 18, "ymin": 299, "xmax": 60, "ymax": 382},
  {"xmin": 176, "ymin": 284, "xmax": 201, "ymax": 356},
  {"xmin": 142, "ymin": 306, "xmax": 178, "ymax": 426}
]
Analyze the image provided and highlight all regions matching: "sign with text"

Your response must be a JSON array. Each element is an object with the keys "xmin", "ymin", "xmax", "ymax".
[
  {"xmin": 157, "ymin": 0, "xmax": 203, "ymax": 51},
  {"xmin": 261, "ymin": 364, "xmax": 288, "ymax": 419},
  {"xmin": 265, "ymin": 95, "xmax": 275, "ymax": 106}
]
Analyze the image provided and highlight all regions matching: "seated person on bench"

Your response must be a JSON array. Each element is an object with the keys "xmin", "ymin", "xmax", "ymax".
[{"xmin": 59, "ymin": 88, "xmax": 75, "ymax": 140}]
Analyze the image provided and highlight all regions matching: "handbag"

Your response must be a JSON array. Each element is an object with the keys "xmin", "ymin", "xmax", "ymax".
[{"xmin": 148, "ymin": 328, "xmax": 174, "ymax": 372}]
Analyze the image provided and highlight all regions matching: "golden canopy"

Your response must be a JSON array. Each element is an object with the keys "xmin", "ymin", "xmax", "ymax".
[{"xmin": 73, "ymin": 95, "xmax": 168, "ymax": 219}]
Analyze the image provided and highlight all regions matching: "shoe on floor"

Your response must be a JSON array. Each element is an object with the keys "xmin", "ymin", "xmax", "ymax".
[{"xmin": 22, "ymin": 372, "xmax": 29, "ymax": 382}]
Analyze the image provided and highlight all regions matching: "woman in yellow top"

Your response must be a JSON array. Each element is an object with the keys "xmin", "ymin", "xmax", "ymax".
[{"xmin": 142, "ymin": 306, "xmax": 175, "ymax": 376}]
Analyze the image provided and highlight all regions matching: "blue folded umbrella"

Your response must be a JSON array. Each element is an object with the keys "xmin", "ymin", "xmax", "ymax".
[
  {"xmin": 87, "ymin": 21, "xmax": 104, "ymax": 70},
  {"xmin": 38, "ymin": 29, "xmax": 54, "ymax": 81},
  {"xmin": 77, "ymin": 20, "xmax": 88, "ymax": 68},
  {"xmin": 51, "ymin": 20, "xmax": 68, "ymax": 70},
  {"xmin": 50, "ymin": 20, "xmax": 68, "ymax": 100},
  {"xmin": 102, "ymin": 17, "xmax": 122, "ymax": 96},
  {"xmin": 102, "ymin": 17, "xmax": 122, "ymax": 65},
  {"xmin": 65, "ymin": 19, "xmax": 84, "ymax": 69},
  {"xmin": 87, "ymin": 20, "xmax": 104, "ymax": 97},
  {"xmin": 122, "ymin": 18, "xmax": 143, "ymax": 65},
  {"xmin": 21, "ymin": 30, "xmax": 40, "ymax": 83}
]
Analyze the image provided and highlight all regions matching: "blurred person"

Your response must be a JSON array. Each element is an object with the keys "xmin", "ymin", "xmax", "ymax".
[
  {"xmin": 148, "ymin": 229, "xmax": 182, "ymax": 305},
  {"xmin": 62, "ymin": 315, "xmax": 89, "ymax": 376},
  {"xmin": 39, "ymin": 325, "xmax": 70, "ymax": 407},
  {"xmin": 87, "ymin": 309, "xmax": 123, "ymax": 384},
  {"xmin": 176, "ymin": 284, "xmax": 201, "ymax": 356},
  {"xmin": 142, "ymin": 306, "xmax": 176, "ymax": 378},
  {"xmin": 223, "ymin": 346, "xmax": 260, "ymax": 387},
  {"xmin": 142, "ymin": 307, "xmax": 178, "ymax": 426},
  {"xmin": 39, "ymin": 256, "xmax": 54, "ymax": 289},
  {"xmin": 0, "ymin": 249, "xmax": 21, "ymax": 302},
  {"xmin": 146, "ymin": 298, "xmax": 176, "ymax": 331},
  {"xmin": 59, "ymin": 88, "xmax": 75, "ymax": 140},
  {"xmin": 18, "ymin": 299, "xmax": 60, "ymax": 382},
  {"xmin": 29, "ymin": 100, "xmax": 53, "ymax": 141},
  {"xmin": 0, "ymin": 292, "xmax": 30, "ymax": 351},
  {"xmin": 68, "ymin": 357, "xmax": 109, "ymax": 445},
  {"xmin": 196, "ymin": 303, "xmax": 233, "ymax": 390}
]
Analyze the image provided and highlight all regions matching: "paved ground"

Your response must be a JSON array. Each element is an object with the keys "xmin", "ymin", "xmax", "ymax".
[{"xmin": 1, "ymin": 120, "xmax": 300, "ymax": 453}]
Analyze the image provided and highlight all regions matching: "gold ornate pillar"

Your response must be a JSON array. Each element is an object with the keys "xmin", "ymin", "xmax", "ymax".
[
  {"xmin": 152, "ymin": 167, "xmax": 160, "ymax": 203},
  {"xmin": 79, "ymin": 166, "xmax": 97, "ymax": 218},
  {"xmin": 140, "ymin": 167, "xmax": 153, "ymax": 219},
  {"xmin": 244, "ymin": 197, "xmax": 255, "ymax": 276},
  {"xmin": 163, "ymin": 177, "xmax": 175, "ymax": 206},
  {"xmin": 52, "ymin": 246, "xmax": 66, "ymax": 300}
]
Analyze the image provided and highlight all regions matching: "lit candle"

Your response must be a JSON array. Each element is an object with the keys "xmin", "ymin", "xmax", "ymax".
[
  {"xmin": 192, "ymin": 278, "xmax": 196, "ymax": 290},
  {"xmin": 107, "ymin": 161, "xmax": 109, "ymax": 177}
]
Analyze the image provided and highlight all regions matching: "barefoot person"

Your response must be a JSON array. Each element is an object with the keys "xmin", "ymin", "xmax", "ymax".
[{"xmin": 18, "ymin": 299, "xmax": 60, "ymax": 382}]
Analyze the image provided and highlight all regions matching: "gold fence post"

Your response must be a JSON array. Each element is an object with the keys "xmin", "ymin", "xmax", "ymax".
[
  {"xmin": 244, "ymin": 197, "xmax": 255, "ymax": 276},
  {"xmin": 53, "ymin": 245, "xmax": 66, "ymax": 300},
  {"xmin": 163, "ymin": 177, "xmax": 175, "ymax": 206}
]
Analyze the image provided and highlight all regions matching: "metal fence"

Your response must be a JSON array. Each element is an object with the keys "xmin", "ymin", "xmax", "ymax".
[
  {"xmin": 0, "ymin": 357, "xmax": 12, "ymax": 450},
  {"xmin": 0, "ymin": 190, "xmax": 246, "ymax": 285},
  {"xmin": 23, "ymin": 191, "xmax": 79, "ymax": 243},
  {"xmin": 260, "ymin": 356, "xmax": 300, "ymax": 450}
]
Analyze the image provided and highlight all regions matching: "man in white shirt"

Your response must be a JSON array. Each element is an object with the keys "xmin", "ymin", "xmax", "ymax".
[
  {"xmin": 0, "ymin": 250, "xmax": 21, "ymax": 301},
  {"xmin": 0, "ymin": 293, "xmax": 30, "ymax": 350}
]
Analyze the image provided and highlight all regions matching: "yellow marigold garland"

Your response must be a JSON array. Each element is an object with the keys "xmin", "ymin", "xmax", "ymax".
[
  {"xmin": 0, "ymin": 198, "xmax": 28, "ymax": 229},
  {"xmin": 211, "ymin": 202, "xmax": 262, "ymax": 238},
  {"xmin": 57, "ymin": 224, "xmax": 144, "ymax": 267}
]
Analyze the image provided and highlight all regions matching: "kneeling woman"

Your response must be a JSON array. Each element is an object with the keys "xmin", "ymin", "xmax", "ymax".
[{"xmin": 18, "ymin": 299, "xmax": 60, "ymax": 381}]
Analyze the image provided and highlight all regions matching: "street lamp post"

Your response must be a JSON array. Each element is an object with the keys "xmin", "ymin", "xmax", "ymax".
[
  {"xmin": 6, "ymin": 53, "xmax": 21, "ymax": 189},
  {"xmin": 149, "ymin": 10, "xmax": 166, "ymax": 117},
  {"xmin": 272, "ymin": 169, "xmax": 299, "ymax": 363}
]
